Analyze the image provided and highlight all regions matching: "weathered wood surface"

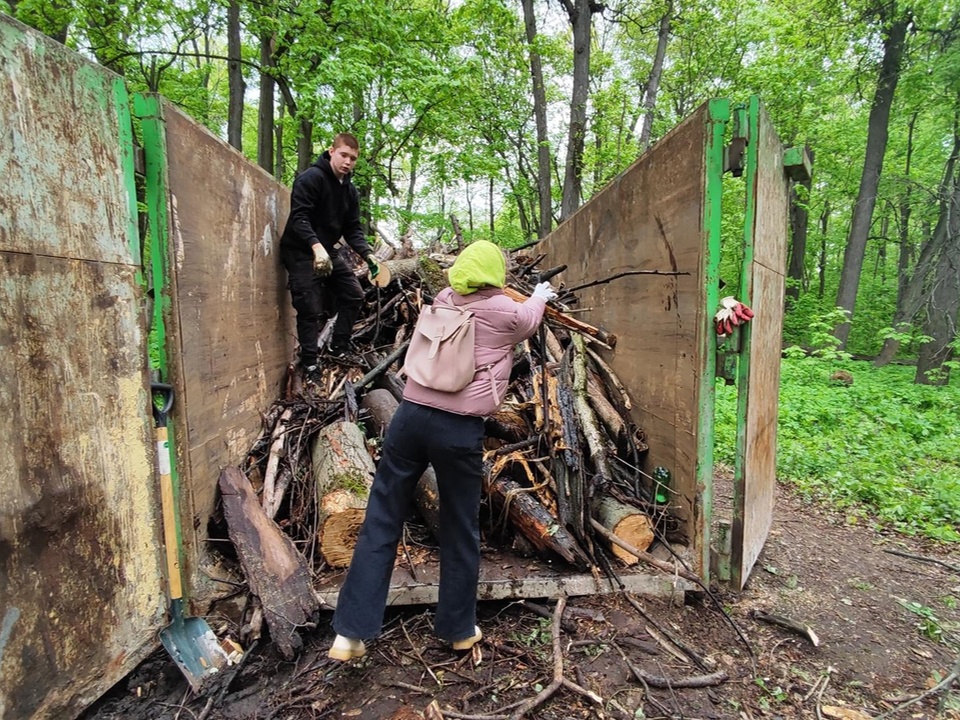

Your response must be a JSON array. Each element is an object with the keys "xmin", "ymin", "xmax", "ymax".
[
  {"xmin": 219, "ymin": 466, "xmax": 318, "ymax": 659},
  {"xmin": 161, "ymin": 102, "xmax": 294, "ymax": 582},
  {"xmin": 0, "ymin": 18, "xmax": 161, "ymax": 718},
  {"xmin": 534, "ymin": 105, "xmax": 710, "ymax": 560},
  {"xmin": 734, "ymin": 101, "xmax": 788, "ymax": 589}
]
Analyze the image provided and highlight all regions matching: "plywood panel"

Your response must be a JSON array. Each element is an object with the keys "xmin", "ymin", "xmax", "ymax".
[
  {"xmin": 0, "ymin": 16, "xmax": 138, "ymax": 264},
  {"xmin": 0, "ymin": 15, "xmax": 160, "ymax": 718},
  {"xmin": 160, "ymin": 104, "xmax": 294, "ymax": 582},
  {"xmin": 0, "ymin": 255, "xmax": 161, "ymax": 719},
  {"xmin": 734, "ymin": 104, "xmax": 787, "ymax": 588},
  {"xmin": 537, "ymin": 106, "xmax": 709, "ymax": 541}
]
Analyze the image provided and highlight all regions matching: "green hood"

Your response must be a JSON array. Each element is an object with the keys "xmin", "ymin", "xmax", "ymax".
[{"xmin": 448, "ymin": 240, "xmax": 506, "ymax": 296}]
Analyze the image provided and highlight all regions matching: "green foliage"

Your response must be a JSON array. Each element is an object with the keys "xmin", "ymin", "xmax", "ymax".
[{"xmin": 715, "ymin": 355, "xmax": 960, "ymax": 542}]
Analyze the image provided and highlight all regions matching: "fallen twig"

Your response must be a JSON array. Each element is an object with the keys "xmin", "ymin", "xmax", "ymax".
[
  {"xmin": 752, "ymin": 610, "xmax": 820, "ymax": 647},
  {"xmin": 883, "ymin": 548, "xmax": 960, "ymax": 574},
  {"xmin": 873, "ymin": 656, "xmax": 960, "ymax": 719}
]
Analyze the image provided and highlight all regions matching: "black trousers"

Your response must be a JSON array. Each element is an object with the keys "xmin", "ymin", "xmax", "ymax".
[
  {"xmin": 333, "ymin": 401, "xmax": 485, "ymax": 643},
  {"xmin": 283, "ymin": 252, "xmax": 364, "ymax": 366}
]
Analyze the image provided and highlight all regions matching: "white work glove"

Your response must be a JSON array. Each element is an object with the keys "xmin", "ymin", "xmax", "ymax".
[
  {"xmin": 312, "ymin": 243, "xmax": 333, "ymax": 276},
  {"xmin": 532, "ymin": 281, "xmax": 558, "ymax": 302},
  {"xmin": 714, "ymin": 295, "xmax": 755, "ymax": 336}
]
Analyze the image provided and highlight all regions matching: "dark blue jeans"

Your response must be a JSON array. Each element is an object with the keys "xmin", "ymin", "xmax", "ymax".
[{"xmin": 333, "ymin": 400, "xmax": 485, "ymax": 643}]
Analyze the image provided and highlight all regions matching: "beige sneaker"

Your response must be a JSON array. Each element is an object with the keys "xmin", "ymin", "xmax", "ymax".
[
  {"xmin": 452, "ymin": 626, "xmax": 482, "ymax": 651},
  {"xmin": 328, "ymin": 634, "xmax": 366, "ymax": 661}
]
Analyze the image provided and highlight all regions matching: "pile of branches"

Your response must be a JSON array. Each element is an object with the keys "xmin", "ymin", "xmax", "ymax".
[{"xmin": 238, "ymin": 243, "xmax": 686, "ymax": 581}]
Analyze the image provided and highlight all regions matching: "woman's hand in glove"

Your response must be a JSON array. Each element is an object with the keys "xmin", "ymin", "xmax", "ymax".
[
  {"xmin": 366, "ymin": 256, "xmax": 380, "ymax": 279},
  {"xmin": 532, "ymin": 281, "xmax": 558, "ymax": 301},
  {"xmin": 312, "ymin": 244, "xmax": 333, "ymax": 276}
]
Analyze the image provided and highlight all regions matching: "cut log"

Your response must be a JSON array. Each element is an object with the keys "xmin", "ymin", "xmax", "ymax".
[
  {"xmin": 592, "ymin": 496, "xmax": 654, "ymax": 565},
  {"xmin": 486, "ymin": 475, "xmax": 591, "ymax": 569},
  {"xmin": 361, "ymin": 389, "xmax": 441, "ymax": 539},
  {"xmin": 312, "ymin": 421, "xmax": 376, "ymax": 567},
  {"xmin": 219, "ymin": 466, "xmax": 318, "ymax": 659}
]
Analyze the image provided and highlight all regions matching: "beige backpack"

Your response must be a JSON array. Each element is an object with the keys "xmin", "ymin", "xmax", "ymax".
[{"xmin": 402, "ymin": 302, "xmax": 478, "ymax": 392}]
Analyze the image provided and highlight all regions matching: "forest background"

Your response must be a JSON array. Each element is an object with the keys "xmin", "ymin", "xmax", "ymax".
[{"xmin": 5, "ymin": 0, "xmax": 958, "ymax": 541}]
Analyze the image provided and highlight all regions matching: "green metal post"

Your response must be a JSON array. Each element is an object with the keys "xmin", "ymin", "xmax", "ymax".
[
  {"xmin": 696, "ymin": 98, "xmax": 730, "ymax": 582},
  {"xmin": 731, "ymin": 96, "xmax": 761, "ymax": 585}
]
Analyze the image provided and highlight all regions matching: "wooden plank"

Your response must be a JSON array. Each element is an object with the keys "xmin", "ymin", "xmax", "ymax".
[
  {"xmin": 0, "ymin": 253, "xmax": 161, "ymax": 719},
  {"xmin": 536, "ymin": 105, "xmax": 709, "ymax": 547},
  {"xmin": 315, "ymin": 552, "xmax": 693, "ymax": 608},
  {"xmin": 159, "ymin": 103, "xmax": 295, "ymax": 593},
  {"xmin": 733, "ymin": 102, "xmax": 788, "ymax": 589},
  {"xmin": 0, "ymin": 15, "xmax": 160, "ymax": 718}
]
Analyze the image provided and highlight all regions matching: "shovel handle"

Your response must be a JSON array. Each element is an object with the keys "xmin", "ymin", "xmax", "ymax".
[
  {"xmin": 151, "ymin": 383, "xmax": 183, "ymax": 602},
  {"xmin": 155, "ymin": 426, "xmax": 183, "ymax": 601}
]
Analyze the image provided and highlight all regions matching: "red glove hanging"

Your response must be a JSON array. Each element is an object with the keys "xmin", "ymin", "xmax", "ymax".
[{"xmin": 714, "ymin": 296, "xmax": 754, "ymax": 337}]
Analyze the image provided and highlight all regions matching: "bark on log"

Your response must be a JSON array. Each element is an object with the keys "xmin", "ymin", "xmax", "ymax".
[
  {"xmin": 312, "ymin": 421, "xmax": 376, "ymax": 567},
  {"xmin": 592, "ymin": 496, "xmax": 654, "ymax": 565},
  {"xmin": 486, "ymin": 475, "xmax": 591, "ymax": 569},
  {"xmin": 587, "ymin": 374, "xmax": 625, "ymax": 443},
  {"xmin": 361, "ymin": 389, "xmax": 441, "ymax": 539},
  {"xmin": 219, "ymin": 466, "xmax": 318, "ymax": 659}
]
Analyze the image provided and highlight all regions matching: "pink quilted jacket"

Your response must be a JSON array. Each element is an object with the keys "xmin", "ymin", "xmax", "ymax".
[{"xmin": 402, "ymin": 287, "xmax": 546, "ymax": 416}]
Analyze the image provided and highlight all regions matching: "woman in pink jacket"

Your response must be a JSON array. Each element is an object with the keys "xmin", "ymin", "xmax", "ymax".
[{"xmin": 329, "ymin": 240, "xmax": 557, "ymax": 660}]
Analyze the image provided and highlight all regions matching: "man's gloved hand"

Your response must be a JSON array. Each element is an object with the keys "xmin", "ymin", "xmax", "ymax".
[
  {"xmin": 532, "ymin": 281, "xmax": 558, "ymax": 302},
  {"xmin": 366, "ymin": 256, "xmax": 380, "ymax": 279},
  {"xmin": 714, "ymin": 295, "xmax": 755, "ymax": 336},
  {"xmin": 313, "ymin": 244, "xmax": 333, "ymax": 276}
]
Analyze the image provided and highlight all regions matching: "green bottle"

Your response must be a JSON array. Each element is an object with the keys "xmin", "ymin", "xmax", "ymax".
[{"xmin": 653, "ymin": 466, "xmax": 671, "ymax": 504}]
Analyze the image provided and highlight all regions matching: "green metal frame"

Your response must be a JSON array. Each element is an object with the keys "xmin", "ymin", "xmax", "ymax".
[
  {"xmin": 731, "ymin": 96, "xmax": 761, "ymax": 589},
  {"xmin": 696, "ymin": 99, "xmax": 730, "ymax": 581},
  {"xmin": 132, "ymin": 93, "xmax": 186, "ymax": 580}
]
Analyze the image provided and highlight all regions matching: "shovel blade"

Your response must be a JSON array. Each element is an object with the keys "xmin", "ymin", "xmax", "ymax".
[{"xmin": 160, "ymin": 617, "xmax": 229, "ymax": 693}]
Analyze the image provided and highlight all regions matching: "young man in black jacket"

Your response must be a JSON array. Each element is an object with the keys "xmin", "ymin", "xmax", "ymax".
[{"xmin": 280, "ymin": 132, "xmax": 379, "ymax": 372}]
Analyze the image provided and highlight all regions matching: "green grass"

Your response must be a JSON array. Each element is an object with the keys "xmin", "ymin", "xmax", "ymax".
[{"xmin": 714, "ymin": 355, "xmax": 960, "ymax": 543}]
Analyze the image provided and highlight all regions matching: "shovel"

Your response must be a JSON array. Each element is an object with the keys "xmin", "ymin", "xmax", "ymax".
[{"xmin": 151, "ymin": 382, "xmax": 228, "ymax": 692}]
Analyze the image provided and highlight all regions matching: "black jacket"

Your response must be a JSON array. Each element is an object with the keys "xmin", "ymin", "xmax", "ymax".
[{"xmin": 280, "ymin": 151, "xmax": 371, "ymax": 263}]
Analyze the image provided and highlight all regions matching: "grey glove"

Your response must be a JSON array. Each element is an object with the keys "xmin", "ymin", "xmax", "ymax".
[
  {"xmin": 312, "ymin": 244, "xmax": 333, "ymax": 276},
  {"xmin": 532, "ymin": 281, "xmax": 558, "ymax": 301}
]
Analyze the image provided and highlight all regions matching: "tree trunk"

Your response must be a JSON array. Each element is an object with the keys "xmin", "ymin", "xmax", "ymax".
[
  {"xmin": 275, "ymin": 100, "xmax": 285, "ymax": 179},
  {"xmin": 915, "ymin": 181, "xmax": 960, "ymax": 384},
  {"xmin": 312, "ymin": 421, "xmax": 376, "ymax": 567},
  {"xmin": 226, "ymin": 0, "xmax": 244, "ymax": 151},
  {"xmin": 877, "ymin": 113, "xmax": 956, "ymax": 366},
  {"xmin": 219, "ymin": 466, "xmax": 318, "ymax": 659},
  {"xmin": 818, "ymin": 200, "xmax": 830, "ymax": 298},
  {"xmin": 637, "ymin": 0, "xmax": 672, "ymax": 153},
  {"xmin": 833, "ymin": 12, "xmax": 909, "ymax": 347},
  {"xmin": 257, "ymin": 33, "xmax": 275, "ymax": 174},
  {"xmin": 486, "ymin": 475, "xmax": 591, "ymax": 569},
  {"xmin": 559, "ymin": 0, "xmax": 595, "ymax": 221},
  {"xmin": 786, "ymin": 147, "xmax": 813, "ymax": 304},
  {"xmin": 522, "ymin": 0, "xmax": 552, "ymax": 238},
  {"xmin": 297, "ymin": 118, "xmax": 313, "ymax": 173}
]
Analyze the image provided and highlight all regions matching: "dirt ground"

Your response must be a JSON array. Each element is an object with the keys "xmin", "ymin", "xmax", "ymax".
[{"xmin": 82, "ymin": 483, "xmax": 960, "ymax": 720}]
